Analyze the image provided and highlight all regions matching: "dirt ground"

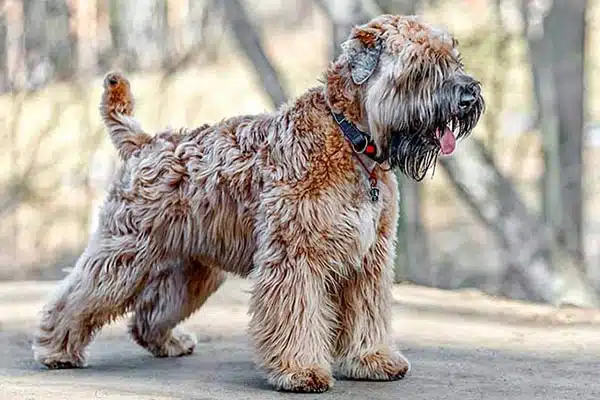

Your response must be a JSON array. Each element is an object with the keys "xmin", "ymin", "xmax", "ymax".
[{"xmin": 1, "ymin": 277, "xmax": 600, "ymax": 400}]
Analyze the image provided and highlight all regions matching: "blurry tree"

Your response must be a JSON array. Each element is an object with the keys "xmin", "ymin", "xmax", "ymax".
[
  {"xmin": 441, "ymin": 140, "xmax": 598, "ymax": 307},
  {"xmin": 186, "ymin": 0, "xmax": 214, "ymax": 54},
  {"xmin": 187, "ymin": 0, "xmax": 207, "ymax": 45},
  {"xmin": 549, "ymin": 1, "xmax": 587, "ymax": 266},
  {"xmin": 182, "ymin": 0, "xmax": 229, "ymax": 64},
  {"xmin": 109, "ymin": 0, "xmax": 169, "ymax": 70},
  {"xmin": 223, "ymin": 0, "xmax": 288, "ymax": 108},
  {"xmin": 0, "ymin": 10, "xmax": 7, "ymax": 91},
  {"xmin": 518, "ymin": 0, "xmax": 589, "ymax": 288},
  {"xmin": 524, "ymin": 0, "xmax": 587, "ymax": 266},
  {"xmin": 373, "ymin": 0, "xmax": 419, "ymax": 15},
  {"xmin": 436, "ymin": 0, "xmax": 595, "ymax": 307},
  {"xmin": 284, "ymin": 0, "xmax": 314, "ymax": 28},
  {"xmin": 316, "ymin": 0, "xmax": 369, "ymax": 59},
  {"xmin": 470, "ymin": 0, "xmax": 514, "ymax": 291},
  {"xmin": 23, "ymin": 0, "xmax": 76, "ymax": 89},
  {"xmin": 74, "ymin": 0, "xmax": 99, "ymax": 75}
]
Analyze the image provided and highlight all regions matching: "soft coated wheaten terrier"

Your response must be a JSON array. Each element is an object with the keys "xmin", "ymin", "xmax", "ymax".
[{"xmin": 33, "ymin": 14, "xmax": 484, "ymax": 393}]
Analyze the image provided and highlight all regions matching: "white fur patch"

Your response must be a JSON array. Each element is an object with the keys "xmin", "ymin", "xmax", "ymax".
[
  {"xmin": 356, "ymin": 205, "xmax": 377, "ymax": 262},
  {"xmin": 114, "ymin": 113, "xmax": 144, "ymax": 134}
]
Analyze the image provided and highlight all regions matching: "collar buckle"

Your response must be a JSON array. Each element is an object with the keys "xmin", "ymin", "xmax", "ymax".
[
  {"xmin": 332, "ymin": 112, "xmax": 385, "ymax": 164},
  {"xmin": 350, "ymin": 137, "xmax": 368, "ymax": 154}
]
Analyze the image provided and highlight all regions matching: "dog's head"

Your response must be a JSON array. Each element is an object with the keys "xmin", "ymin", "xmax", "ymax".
[{"xmin": 325, "ymin": 15, "xmax": 484, "ymax": 180}]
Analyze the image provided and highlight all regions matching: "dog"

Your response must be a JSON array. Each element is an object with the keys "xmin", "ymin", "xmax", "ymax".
[{"xmin": 33, "ymin": 14, "xmax": 483, "ymax": 393}]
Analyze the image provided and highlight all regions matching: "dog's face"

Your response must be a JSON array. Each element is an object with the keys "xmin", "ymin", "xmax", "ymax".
[{"xmin": 330, "ymin": 15, "xmax": 484, "ymax": 180}]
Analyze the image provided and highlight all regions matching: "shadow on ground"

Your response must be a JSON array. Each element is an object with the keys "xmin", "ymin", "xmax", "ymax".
[
  {"xmin": 1, "ymin": 279, "xmax": 600, "ymax": 399},
  {"xmin": 1, "ymin": 330, "xmax": 599, "ymax": 400}
]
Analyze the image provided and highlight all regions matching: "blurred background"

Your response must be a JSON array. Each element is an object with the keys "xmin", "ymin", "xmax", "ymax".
[{"xmin": 0, "ymin": 0, "xmax": 597, "ymax": 308}]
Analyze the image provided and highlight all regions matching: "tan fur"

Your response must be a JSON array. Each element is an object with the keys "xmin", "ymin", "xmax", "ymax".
[{"xmin": 33, "ymin": 15, "xmax": 480, "ymax": 393}]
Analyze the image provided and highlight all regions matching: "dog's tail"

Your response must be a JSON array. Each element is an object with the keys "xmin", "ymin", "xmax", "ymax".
[{"xmin": 100, "ymin": 72, "xmax": 152, "ymax": 160}]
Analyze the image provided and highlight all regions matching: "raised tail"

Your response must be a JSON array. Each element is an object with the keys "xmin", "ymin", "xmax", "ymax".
[{"xmin": 100, "ymin": 72, "xmax": 152, "ymax": 160}]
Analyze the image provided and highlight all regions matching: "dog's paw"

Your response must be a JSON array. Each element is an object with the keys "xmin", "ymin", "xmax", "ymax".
[
  {"xmin": 269, "ymin": 365, "xmax": 334, "ymax": 393},
  {"xmin": 337, "ymin": 348, "xmax": 410, "ymax": 381},
  {"xmin": 33, "ymin": 345, "xmax": 87, "ymax": 369},
  {"xmin": 157, "ymin": 328, "xmax": 197, "ymax": 357}
]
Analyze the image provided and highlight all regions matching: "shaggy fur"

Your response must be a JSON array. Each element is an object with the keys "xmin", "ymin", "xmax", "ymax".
[{"xmin": 33, "ymin": 15, "xmax": 483, "ymax": 393}]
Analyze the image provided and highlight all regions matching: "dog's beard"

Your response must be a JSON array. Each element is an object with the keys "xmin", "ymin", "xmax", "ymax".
[
  {"xmin": 387, "ymin": 131, "xmax": 439, "ymax": 181},
  {"xmin": 386, "ymin": 104, "xmax": 484, "ymax": 181},
  {"xmin": 366, "ymin": 74, "xmax": 484, "ymax": 180}
]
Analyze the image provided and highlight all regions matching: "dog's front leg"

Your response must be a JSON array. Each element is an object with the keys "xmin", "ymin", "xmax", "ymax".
[
  {"xmin": 334, "ymin": 201, "xmax": 411, "ymax": 382},
  {"xmin": 248, "ymin": 208, "xmax": 336, "ymax": 393}
]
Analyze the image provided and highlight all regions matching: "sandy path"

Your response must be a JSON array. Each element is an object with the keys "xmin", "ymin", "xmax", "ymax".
[{"xmin": 1, "ymin": 278, "xmax": 600, "ymax": 399}]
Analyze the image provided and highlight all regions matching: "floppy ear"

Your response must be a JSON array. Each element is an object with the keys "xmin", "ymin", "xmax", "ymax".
[{"xmin": 341, "ymin": 37, "xmax": 382, "ymax": 85}]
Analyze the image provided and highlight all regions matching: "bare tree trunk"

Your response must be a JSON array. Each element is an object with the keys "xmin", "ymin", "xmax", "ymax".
[
  {"xmin": 441, "ymin": 139, "xmax": 598, "ymax": 307},
  {"xmin": 521, "ymin": 0, "xmax": 588, "ymax": 269},
  {"xmin": 317, "ymin": 0, "xmax": 369, "ymax": 59},
  {"xmin": 185, "ymin": 0, "xmax": 225, "ymax": 63},
  {"xmin": 222, "ymin": 0, "xmax": 288, "ymax": 108},
  {"xmin": 284, "ymin": 0, "xmax": 313, "ymax": 28},
  {"xmin": 46, "ymin": 0, "xmax": 76, "ymax": 80},
  {"xmin": 23, "ymin": 0, "xmax": 47, "ymax": 87},
  {"xmin": 546, "ymin": 0, "xmax": 587, "ymax": 265},
  {"xmin": 0, "ymin": 10, "xmax": 7, "ymax": 92},
  {"xmin": 395, "ymin": 171, "xmax": 430, "ymax": 283},
  {"xmin": 520, "ymin": 0, "xmax": 559, "ymax": 270},
  {"xmin": 372, "ymin": 0, "xmax": 419, "ymax": 15},
  {"xmin": 74, "ymin": 0, "xmax": 98, "ymax": 76},
  {"xmin": 109, "ymin": 0, "xmax": 169, "ymax": 70},
  {"xmin": 23, "ymin": 0, "xmax": 76, "ymax": 89},
  {"xmin": 186, "ymin": 0, "xmax": 210, "ymax": 47}
]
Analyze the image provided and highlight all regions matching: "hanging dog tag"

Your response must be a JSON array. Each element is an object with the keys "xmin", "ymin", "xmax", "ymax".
[
  {"xmin": 369, "ymin": 187, "xmax": 380, "ymax": 202},
  {"xmin": 369, "ymin": 177, "xmax": 379, "ymax": 202}
]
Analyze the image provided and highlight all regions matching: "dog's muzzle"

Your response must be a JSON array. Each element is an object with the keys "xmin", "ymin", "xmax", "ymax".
[{"xmin": 457, "ymin": 82, "xmax": 480, "ymax": 117}]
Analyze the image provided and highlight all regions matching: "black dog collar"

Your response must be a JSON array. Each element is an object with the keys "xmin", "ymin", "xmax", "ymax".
[{"xmin": 331, "ymin": 112, "xmax": 386, "ymax": 164}]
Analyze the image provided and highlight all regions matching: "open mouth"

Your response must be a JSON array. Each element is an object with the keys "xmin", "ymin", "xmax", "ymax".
[
  {"xmin": 435, "ymin": 121, "xmax": 457, "ymax": 156},
  {"xmin": 387, "ymin": 109, "xmax": 481, "ymax": 181}
]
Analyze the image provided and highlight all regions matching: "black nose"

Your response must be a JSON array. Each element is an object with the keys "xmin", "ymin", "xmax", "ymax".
[{"xmin": 459, "ymin": 89, "xmax": 476, "ymax": 111}]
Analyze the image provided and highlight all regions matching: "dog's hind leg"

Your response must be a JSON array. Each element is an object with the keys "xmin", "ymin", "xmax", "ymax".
[
  {"xmin": 32, "ymin": 233, "xmax": 154, "ymax": 369},
  {"xmin": 128, "ymin": 259, "xmax": 226, "ymax": 357}
]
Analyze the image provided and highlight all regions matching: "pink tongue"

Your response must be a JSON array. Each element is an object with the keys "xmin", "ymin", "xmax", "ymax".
[{"xmin": 437, "ymin": 127, "xmax": 456, "ymax": 155}]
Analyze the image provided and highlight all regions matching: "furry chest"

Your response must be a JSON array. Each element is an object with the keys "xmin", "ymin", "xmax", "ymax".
[
  {"xmin": 355, "ymin": 204, "xmax": 379, "ymax": 256},
  {"xmin": 350, "ymin": 170, "xmax": 394, "ymax": 260}
]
